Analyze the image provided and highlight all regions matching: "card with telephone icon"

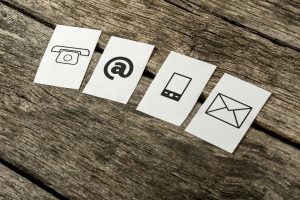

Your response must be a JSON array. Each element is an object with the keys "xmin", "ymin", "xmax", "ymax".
[{"xmin": 34, "ymin": 25, "xmax": 102, "ymax": 89}]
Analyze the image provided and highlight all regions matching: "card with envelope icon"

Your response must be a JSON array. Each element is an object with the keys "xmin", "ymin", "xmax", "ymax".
[
  {"xmin": 206, "ymin": 93, "xmax": 252, "ymax": 128},
  {"xmin": 186, "ymin": 73, "xmax": 271, "ymax": 153}
]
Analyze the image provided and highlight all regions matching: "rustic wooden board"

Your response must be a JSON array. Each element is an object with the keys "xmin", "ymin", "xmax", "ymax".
[
  {"xmin": 1, "ymin": 3, "xmax": 300, "ymax": 199},
  {"xmin": 2, "ymin": 0, "xmax": 300, "ymax": 144},
  {"xmin": 165, "ymin": 0, "xmax": 300, "ymax": 51},
  {"xmin": 0, "ymin": 164, "xmax": 57, "ymax": 199}
]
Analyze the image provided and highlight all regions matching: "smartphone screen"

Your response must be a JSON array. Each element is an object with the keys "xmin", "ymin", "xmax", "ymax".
[{"xmin": 161, "ymin": 73, "xmax": 192, "ymax": 101}]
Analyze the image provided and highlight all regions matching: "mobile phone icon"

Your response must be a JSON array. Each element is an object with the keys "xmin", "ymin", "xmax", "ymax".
[{"xmin": 161, "ymin": 72, "xmax": 192, "ymax": 101}]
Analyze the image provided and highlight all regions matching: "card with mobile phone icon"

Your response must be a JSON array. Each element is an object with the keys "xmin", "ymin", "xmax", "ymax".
[{"xmin": 137, "ymin": 51, "xmax": 216, "ymax": 126}]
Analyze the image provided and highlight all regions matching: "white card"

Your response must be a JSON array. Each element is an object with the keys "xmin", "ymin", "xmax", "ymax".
[
  {"xmin": 83, "ymin": 36, "xmax": 154, "ymax": 104},
  {"xmin": 186, "ymin": 73, "xmax": 271, "ymax": 153},
  {"xmin": 137, "ymin": 51, "xmax": 216, "ymax": 126},
  {"xmin": 34, "ymin": 25, "xmax": 101, "ymax": 89}
]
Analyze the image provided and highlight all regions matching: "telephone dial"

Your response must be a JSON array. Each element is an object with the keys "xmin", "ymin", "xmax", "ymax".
[{"xmin": 51, "ymin": 45, "xmax": 90, "ymax": 65}]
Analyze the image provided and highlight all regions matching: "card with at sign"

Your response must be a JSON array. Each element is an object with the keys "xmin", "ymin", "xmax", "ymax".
[
  {"xmin": 34, "ymin": 25, "xmax": 102, "ymax": 89},
  {"xmin": 137, "ymin": 51, "xmax": 216, "ymax": 126},
  {"xmin": 83, "ymin": 36, "xmax": 154, "ymax": 104},
  {"xmin": 185, "ymin": 73, "xmax": 271, "ymax": 153}
]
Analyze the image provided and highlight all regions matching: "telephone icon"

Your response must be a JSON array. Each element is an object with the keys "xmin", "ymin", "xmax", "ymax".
[{"xmin": 51, "ymin": 45, "xmax": 90, "ymax": 65}]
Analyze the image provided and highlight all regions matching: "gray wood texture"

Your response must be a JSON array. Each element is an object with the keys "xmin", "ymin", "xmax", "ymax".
[
  {"xmin": 0, "ymin": 164, "xmax": 57, "ymax": 200},
  {"xmin": 165, "ymin": 0, "xmax": 300, "ymax": 51},
  {"xmin": 2, "ymin": 0, "xmax": 300, "ymax": 145},
  {"xmin": 1, "ymin": 2, "xmax": 300, "ymax": 199}
]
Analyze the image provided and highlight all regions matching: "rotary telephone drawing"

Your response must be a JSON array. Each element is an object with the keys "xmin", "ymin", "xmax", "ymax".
[{"xmin": 51, "ymin": 45, "xmax": 90, "ymax": 65}]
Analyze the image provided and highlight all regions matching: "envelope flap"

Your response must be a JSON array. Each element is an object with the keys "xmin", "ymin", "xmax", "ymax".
[
  {"xmin": 207, "ymin": 95, "xmax": 226, "ymax": 112},
  {"xmin": 220, "ymin": 94, "xmax": 251, "ymax": 111}
]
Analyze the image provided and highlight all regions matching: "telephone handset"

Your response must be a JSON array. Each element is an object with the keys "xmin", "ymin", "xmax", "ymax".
[{"xmin": 51, "ymin": 45, "xmax": 90, "ymax": 65}]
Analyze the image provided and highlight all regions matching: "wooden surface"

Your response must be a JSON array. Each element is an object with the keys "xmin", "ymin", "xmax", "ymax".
[
  {"xmin": 0, "ymin": 0, "xmax": 299, "ymax": 199},
  {"xmin": 166, "ymin": 0, "xmax": 300, "ymax": 51},
  {"xmin": 3, "ymin": 0, "xmax": 300, "ymax": 144},
  {"xmin": 0, "ymin": 163, "xmax": 57, "ymax": 199}
]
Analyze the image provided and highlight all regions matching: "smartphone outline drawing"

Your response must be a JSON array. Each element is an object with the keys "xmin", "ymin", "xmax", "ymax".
[{"xmin": 161, "ymin": 72, "xmax": 192, "ymax": 102}]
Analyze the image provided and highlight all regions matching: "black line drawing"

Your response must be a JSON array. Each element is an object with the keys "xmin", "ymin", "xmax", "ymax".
[
  {"xmin": 104, "ymin": 57, "xmax": 134, "ymax": 80},
  {"xmin": 161, "ymin": 72, "xmax": 192, "ymax": 102},
  {"xmin": 205, "ymin": 93, "xmax": 252, "ymax": 128},
  {"xmin": 51, "ymin": 45, "xmax": 90, "ymax": 65}
]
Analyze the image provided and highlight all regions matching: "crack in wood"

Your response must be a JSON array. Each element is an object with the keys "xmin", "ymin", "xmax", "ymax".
[
  {"xmin": 0, "ymin": 158, "xmax": 67, "ymax": 200},
  {"xmin": 163, "ymin": 0, "xmax": 300, "ymax": 52},
  {"xmin": 0, "ymin": 0, "xmax": 54, "ymax": 29}
]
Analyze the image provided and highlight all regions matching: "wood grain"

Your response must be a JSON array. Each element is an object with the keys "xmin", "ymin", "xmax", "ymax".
[
  {"xmin": 0, "ymin": 164, "xmax": 57, "ymax": 200},
  {"xmin": 165, "ymin": 0, "xmax": 300, "ymax": 51},
  {"xmin": 1, "ymin": 3, "xmax": 300, "ymax": 199},
  {"xmin": 2, "ymin": 0, "xmax": 300, "ymax": 144}
]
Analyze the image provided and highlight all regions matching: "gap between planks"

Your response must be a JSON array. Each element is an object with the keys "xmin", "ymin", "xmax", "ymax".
[
  {"xmin": 0, "ymin": 158, "xmax": 67, "ymax": 200},
  {"xmin": 163, "ymin": 0, "xmax": 300, "ymax": 52},
  {"xmin": 3, "ymin": 0, "xmax": 299, "ymax": 53}
]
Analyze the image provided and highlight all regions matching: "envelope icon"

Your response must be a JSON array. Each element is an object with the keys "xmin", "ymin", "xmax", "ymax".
[{"xmin": 206, "ymin": 93, "xmax": 252, "ymax": 128}]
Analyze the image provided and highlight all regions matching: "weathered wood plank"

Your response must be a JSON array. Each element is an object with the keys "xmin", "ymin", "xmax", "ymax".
[
  {"xmin": 0, "ymin": 164, "xmax": 58, "ymax": 199},
  {"xmin": 1, "ymin": 4, "xmax": 300, "ymax": 200},
  {"xmin": 165, "ymin": 0, "xmax": 300, "ymax": 51},
  {"xmin": 2, "ymin": 0, "xmax": 300, "ymax": 144}
]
